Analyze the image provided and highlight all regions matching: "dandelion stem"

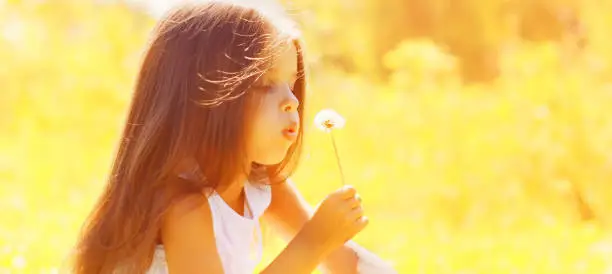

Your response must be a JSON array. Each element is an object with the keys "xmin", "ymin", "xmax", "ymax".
[{"xmin": 329, "ymin": 131, "xmax": 345, "ymax": 186}]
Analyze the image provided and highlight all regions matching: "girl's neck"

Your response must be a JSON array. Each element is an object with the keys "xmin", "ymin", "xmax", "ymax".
[{"xmin": 215, "ymin": 172, "xmax": 249, "ymax": 216}]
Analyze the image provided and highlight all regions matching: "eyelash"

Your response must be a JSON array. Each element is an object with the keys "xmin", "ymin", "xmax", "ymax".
[{"xmin": 254, "ymin": 80, "xmax": 297, "ymax": 92}]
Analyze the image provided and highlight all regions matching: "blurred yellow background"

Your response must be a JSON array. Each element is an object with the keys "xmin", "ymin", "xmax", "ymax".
[{"xmin": 2, "ymin": 0, "xmax": 612, "ymax": 273}]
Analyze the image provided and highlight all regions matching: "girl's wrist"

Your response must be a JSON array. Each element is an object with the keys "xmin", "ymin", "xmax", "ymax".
[{"xmin": 297, "ymin": 220, "xmax": 333, "ymax": 257}]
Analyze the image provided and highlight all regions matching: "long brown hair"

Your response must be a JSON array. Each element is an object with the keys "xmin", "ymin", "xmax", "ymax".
[{"xmin": 72, "ymin": 2, "xmax": 306, "ymax": 273}]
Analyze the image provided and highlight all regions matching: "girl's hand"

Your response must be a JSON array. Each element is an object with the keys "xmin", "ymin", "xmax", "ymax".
[{"xmin": 303, "ymin": 185, "xmax": 368, "ymax": 252}]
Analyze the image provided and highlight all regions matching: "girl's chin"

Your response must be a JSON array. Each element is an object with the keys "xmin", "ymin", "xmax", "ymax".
[{"xmin": 253, "ymin": 151, "xmax": 289, "ymax": 166}]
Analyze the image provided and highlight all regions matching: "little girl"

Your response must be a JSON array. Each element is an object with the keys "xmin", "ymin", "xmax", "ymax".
[{"xmin": 72, "ymin": 1, "xmax": 395, "ymax": 273}]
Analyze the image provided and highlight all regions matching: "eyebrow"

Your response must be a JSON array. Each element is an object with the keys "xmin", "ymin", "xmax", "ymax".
[{"xmin": 267, "ymin": 68, "xmax": 299, "ymax": 82}]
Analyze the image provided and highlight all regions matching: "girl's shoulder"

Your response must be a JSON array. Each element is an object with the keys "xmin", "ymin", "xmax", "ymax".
[
  {"xmin": 158, "ymin": 193, "xmax": 224, "ymax": 273},
  {"xmin": 161, "ymin": 192, "xmax": 214, "ymax": 242}
]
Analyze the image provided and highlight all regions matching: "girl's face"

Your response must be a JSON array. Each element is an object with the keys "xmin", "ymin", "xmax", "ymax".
[{"xmin": 248, "ymin": 44, "xmax": 300, "ymax": 166}]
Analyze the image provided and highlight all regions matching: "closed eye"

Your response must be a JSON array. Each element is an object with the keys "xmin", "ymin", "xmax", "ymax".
[{"xmin": 252, "ymin": 77, "xmax": 275, "ymax": 91}]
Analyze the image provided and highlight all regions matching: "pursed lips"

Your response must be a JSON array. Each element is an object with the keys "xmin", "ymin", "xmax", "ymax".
[{"xmin": 282, "ymin": 124, "xmax": 298, "ymax": 141}]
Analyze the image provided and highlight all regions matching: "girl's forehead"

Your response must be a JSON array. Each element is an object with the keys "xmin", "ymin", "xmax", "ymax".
[{"xmin": 267, "ymin": 44, "xmax": 298, "ymax": 79}]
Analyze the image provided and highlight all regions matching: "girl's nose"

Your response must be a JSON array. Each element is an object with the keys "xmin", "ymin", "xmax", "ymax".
[
  {"xmin": 282, "ymin": 100, "xmax": 298, "ymax": 113},
  {"xmin": 280, "ymin": 84, "xmax": 299, "ymax": 113}
]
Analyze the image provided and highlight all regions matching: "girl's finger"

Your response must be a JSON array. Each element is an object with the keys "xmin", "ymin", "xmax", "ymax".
[
  {"xmin": 347, "ymin": 194, "xmax": 362, "ymax": 209},
  {"xmin": 346, "ymin": 206, "xmax": 364, "ymax": 222}
]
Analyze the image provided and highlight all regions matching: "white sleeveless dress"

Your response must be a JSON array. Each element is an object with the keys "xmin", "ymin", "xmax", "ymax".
[{"xmin": 147, "ymin": 182, "xmax": 271, "ymax": 274}]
